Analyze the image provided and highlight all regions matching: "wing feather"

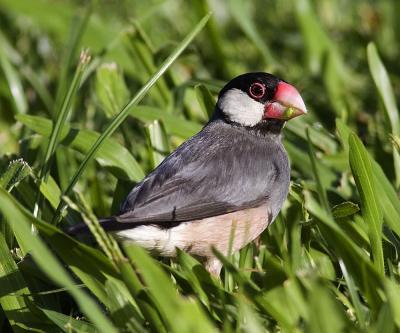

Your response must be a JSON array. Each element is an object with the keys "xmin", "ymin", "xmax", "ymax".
[{"xmin": 113, "ymin": 121, "xmax": 289, "ymax": 226}]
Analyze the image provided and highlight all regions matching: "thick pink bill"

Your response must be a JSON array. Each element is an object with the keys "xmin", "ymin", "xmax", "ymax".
[{"xmin": 264, "ymin": 81, "xmax": 307, "ymax": 120}]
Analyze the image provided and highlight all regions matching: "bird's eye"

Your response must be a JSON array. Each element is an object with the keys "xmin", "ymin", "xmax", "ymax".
[{"xmin": 249, "ymin": 82, "xmax": 265, "ymax": 99}]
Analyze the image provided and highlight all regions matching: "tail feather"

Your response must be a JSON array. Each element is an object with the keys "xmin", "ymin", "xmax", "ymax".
[{"xmin": 64, "ymin": 217, "xmax": 117, "ymax": 236}]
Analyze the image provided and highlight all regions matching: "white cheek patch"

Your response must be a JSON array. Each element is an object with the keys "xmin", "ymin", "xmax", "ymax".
[{"xmin": 217, "ymin": 88, "xmax": 264, "ymax": 127}]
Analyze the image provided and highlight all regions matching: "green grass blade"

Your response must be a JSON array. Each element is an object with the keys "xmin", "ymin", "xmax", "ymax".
[
  {"xmin": 124, "ymin": 244, "xmax": 217, "ymax": 333},
  {"xmin": 195, "ymin": 83, "xmax": 215, "ymax": 118},
  {"xmin": 0, "ymin": 35, "xmax": 27, "ymax": 114},
  {"xmin": 305, "ymin": 281, "xmax": 347, "ymax": 333},
  {"xmin": 304, "ymin": 191, "xmax": 382, "ymax": 309},
  {"xmin": 192, "ymin": 0, "xmax": 230, "ymax": 79},
  {"xmin": 0, "ymin": 232, "xmax": 49, "ymax": 332},
  {"xmin": 39, "ymin": 50, "xmax": 91, "ymax": 183},
  {"xmin": 130, "ymin": 106, "xmax": 202, "ymax": 138},
  {"xmin": 229, "ymin": 0, "xmax": 276, "ymax": 67},
  {"xmin": 41, "ymin": 307, "xmax": 97, "ymax": 333},
  {"xmin": 0, "ymin": 159, "xmax": 31, "ymax": 192},
  {"xmin": 0, "ymin": 188, "xmax": 118, "ymax": 333},
  {"xmin": 306, "ymin": 127, "xmax": 330, "ymax": 212},
  {"xmin": 0, "ymin": 158, "xmax": 32, "ymax": 247},
  {"xmin": 95, "ymin": 63, "xmax": 129, "ymax": 118},
  {"xmin": 52, "ymin": 12, "xmax": 211, "ymax": 223},
  {"xmin": 125, "ymin": 37, "xmax": 171, "ymax": 107},
  {"xmin": 367, "ymin": 43, "xmax": 400, "ymax": 136},
  {"xmin": 349, "ymin": 133, "xmax": 384, "ymax": 275},
  {"xmin": 53, "ymin": 5, "xmax": 92, "ymax": 113},
  {"xmin": 339, "ymin": 260, "xmax": 367, "ymax": 329},
  {"xmin": 20, "ymin": 66, "xmax": 54, "ymax": 113},
  {"xmin": 146, "ymin": 120, "xmax": 169, "ymax": 168},
  {"xmin": 372, "ymin": 161, "xmax": 400, "ymax": 238},
  {"xmin": 104, "ymin": 278, "xmax": 146, "ymax": 333},
  {"xmin": 367, "ymin": 42, "xmax": 400, "ymax": 187},
  {"xmin": 32, "ymin": 218, "xmax": 119, "ymax": 307},
  {"xmin": 17, "ymin": 114, "xmax": 145, "ymax": 182},
  {"xmin": 384, "ymin": 280, "xmax": 400, "ymax": 329}
]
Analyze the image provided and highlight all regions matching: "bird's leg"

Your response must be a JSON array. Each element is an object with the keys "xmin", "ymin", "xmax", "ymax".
[{"xmin": 204, "ymin": 257, "xmax": 223, "ymax": 276}]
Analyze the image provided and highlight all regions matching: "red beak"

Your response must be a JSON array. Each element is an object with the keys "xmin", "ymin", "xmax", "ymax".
[{"xmin": 264, "ymin": 81, "xmax": 307, "ymax": 120}]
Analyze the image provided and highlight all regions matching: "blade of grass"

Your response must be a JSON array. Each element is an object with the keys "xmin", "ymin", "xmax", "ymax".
[
  {"xmin": 17, "ymin": 114, "xmax": 145, "ymax": 182},
  {"xmin": 38, "ymin": 50, "xmax": 91, "ymax": 183},
  {"xmin": 41, "ymin": 308, "xmax": 97, "ymax": 333},
  {"xmin": 367, "ymin": 43, "xmax": 400, "ymax": 136},
  {"xmin": 146, "ymin": 120, "xmax": 169, "ymax": 168},
  {"xmin": 104, "ymin": 278, "xmax": 146, "ymax": 333},
  {"xmin": 339, "ymin": 260, "xmax": 367, "ymax": 329},
  {"xmin": 192, "ymin": 0, "xmax": 231, "ymax": 79},
  {"xmin": 195, "ymin": 83, "xmax": 215, "ymax": 118},
  {"xmin": 229, "ymin": 0, "xmax": 277, "ymax": 68},
  {"xmin": 306, "ymin": 127, "xmax": 330, "ymax": 212},
  {"xmin": 0, "ymin": 188, "xmax": 118, "ymax": 333},
  {"xmin": 372, "ymin": 161, "xmax": 400, "ymax": 237},
  {"xmin": 304, "ymin": 192, "xmax": 383, "ymax": 310},
  {"xmin": 124, "ymin": 244, "xmax": 217, "ymax": 333},
  {"xmin": 130, "ymin": 106, "xmax": 202, "ymax": 138},
  {"xmin": 35, "ymin": 50, "xmax": 91, "ymax": 220},
  {"xmin": 95, "ymin": 63, "xmax": 129, "ymax": 118},
  {"xmin": 305, "ymin": 280, "xmax": 347, "ymax": 333},
  {"xmin": 53, "ymin": 4, "xmax": 92, "ymax": 114},
  {"xmin": 124, "ymin": 34, "xmax": 170, "ymax": 107},
  {"xmin": 349, "ymin": 133, "xmax": 384, "ymax": 275},
  {"xmin": 20, "ymin": 66, "xmax": 54, "ymax": 113},
  {"xmin": 0, "ymin": 232, "xmax": 50, "ymax": 332},
  {"xmin": 52, "ymin": 12, "xmax": 211, "ymax": 224},
  {"xmin": 0, "ymin": 159, "xmax": 31, "ymax": 192},
  {"xmin": 32, "ymin": 218, "xmax": 119, "ymax": 307},
  {"xmin": 367, "ymin": 42, "xmax": 400, "ymax": 187},
  {"xmin": 0, "ymin": 35, "xmax": 27, "ymax": 114}
]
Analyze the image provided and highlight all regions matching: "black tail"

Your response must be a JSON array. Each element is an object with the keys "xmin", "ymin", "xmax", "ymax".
[{"xmin": 64, "ymin": 217, "xmax": 117, "ymax": 236}]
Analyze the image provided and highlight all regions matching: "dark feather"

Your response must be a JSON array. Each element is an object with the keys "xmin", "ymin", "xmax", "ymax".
[{"xmin": 114, "ymin": 118, "xmax": 289, "ymax": 226}]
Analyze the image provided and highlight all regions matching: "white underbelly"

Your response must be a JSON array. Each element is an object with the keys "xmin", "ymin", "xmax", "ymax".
[{"xmin": 114, "ymin": 204, "xmax": 271, "ymax": 258}]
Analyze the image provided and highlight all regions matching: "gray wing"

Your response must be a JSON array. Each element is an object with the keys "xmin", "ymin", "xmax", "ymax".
[{"xmin": 116, "ymin": 121, "xmax": 289, "ymax": 225}]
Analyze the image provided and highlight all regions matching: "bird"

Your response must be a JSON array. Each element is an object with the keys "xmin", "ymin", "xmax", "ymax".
[{"xmin": 67, "ymin": 72, "xmax": 307, "ymax": 275}]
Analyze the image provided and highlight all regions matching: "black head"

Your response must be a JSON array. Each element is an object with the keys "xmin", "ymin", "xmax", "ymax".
[{"xmin": 216, "ymin": 72, "xmax": 307, "ymax": 128}]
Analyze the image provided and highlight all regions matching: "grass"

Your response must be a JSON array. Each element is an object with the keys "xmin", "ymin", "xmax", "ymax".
[{"xmin": 0, "ymin": 0, "xmax": 400, "ymax": 332}]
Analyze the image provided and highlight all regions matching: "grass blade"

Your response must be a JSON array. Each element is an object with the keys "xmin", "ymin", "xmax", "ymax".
[
  {"xmin": 306, "ymin": 127, "xmax": 330, "ymax": 212},
  {"xmin": 195, "ymin": 83, "xmax": 215, "ymax": 118},
  {"xmin": 53, "ymin": 5, "xmax": 92, "ymax": 114},
  {"xmin": 17, "ymin": 114, "xmax": 145, "ymax": 182},
  {"xmin": 349, "ymin": 133, "xmax": 384, "ymax": 275},
  {"xmin": 146, "ymin": 120, "xmax": 169, "ymax": 168},
  {"xmin": 229, "ymin": 0, "xmax": 276, "ymax": 67},
  {"xmin": 372, "ymin": 161, "xmax": 400, "ymax": 238},
  {"xmin": 38, "ymin": 50, "xmax": 91, "ymax": 183},
  {"xmin": 0, "ymin": 159, "xmax": 31, "ymax": 192},
  {"xmin": 0, "ymin": 188, "xmax": 118, "ymax": 333},
  {"xmin": 124, "ymin": 244, "xmax": 217, "ymax": 333},
  {"xmin": 367, "ymin": 43, "xmax": 400, "ymax": 136},
  {"xmin": 367, "ymin": 42, "xmax": 400, "ymax": 186},
  {"xmin": 0, "ymin": 35, "xmax": 27, "ymax": 114},
  {"xmin": 339, "ymin": 260, "xmax": 367, "ymax": 329},
  {"xmin": 130, "ymin": 106, "xmax": 202, "ymax": 138},
  {"xmin": 0, "ymin": 232, "xmax": 49, "ymax": 332},
  {"xmin": 95, "ymin": 63, "xmax": 129, "ymax": 118},
  {"xmin": 41, "ymin": 308, "xmax": 97, "ymax": 333}
]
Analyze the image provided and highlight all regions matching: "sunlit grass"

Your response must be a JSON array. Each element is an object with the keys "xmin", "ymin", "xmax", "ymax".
[{"xmin": 0, "ymin": 1, "xmax": 400, "ymax": 332}]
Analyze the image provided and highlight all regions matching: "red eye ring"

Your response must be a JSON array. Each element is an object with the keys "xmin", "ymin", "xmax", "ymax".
[{"xmin": 249, "ymin": 82, "xmax": 265, "ymax": 99}]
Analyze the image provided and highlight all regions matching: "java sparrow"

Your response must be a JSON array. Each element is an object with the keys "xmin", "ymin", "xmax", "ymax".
[{"xmin": 67, "ymin": 72, "xmax": 307, "ymax": 275}]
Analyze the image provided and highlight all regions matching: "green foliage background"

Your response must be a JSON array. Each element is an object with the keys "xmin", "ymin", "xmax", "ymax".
[{"xmin": 0, "ymin": 0, "xmax": 400, "ymax": 332}]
